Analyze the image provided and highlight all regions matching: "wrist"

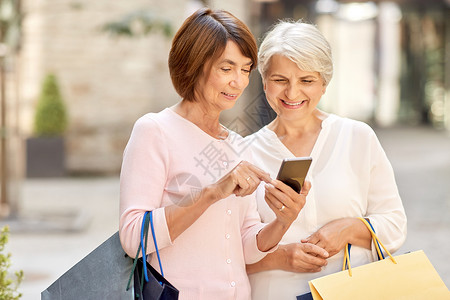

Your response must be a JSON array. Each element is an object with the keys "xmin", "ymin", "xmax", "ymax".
[
  {"xmin": 275, "ymin": 216, "xmax": 292, "ymax": 231},
  {"xmin": 346, "ymin": 217, "xmax": 370, "ymax": 245},
  {"xmin": 275, "ymin": 245, "xmax": 288, "ymax": 271},
  {"xmin": 250, "ymin": 249, "xmax": 281, "ymax": 273},
  {"xmin": 201, "ymin": 185, "xmax": 220, "ymax": 205}
]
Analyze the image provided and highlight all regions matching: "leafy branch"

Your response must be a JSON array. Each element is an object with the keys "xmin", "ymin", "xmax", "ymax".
[{"xmin": 0, "ymin": 226, "xmax": 23, "ymax": 300}]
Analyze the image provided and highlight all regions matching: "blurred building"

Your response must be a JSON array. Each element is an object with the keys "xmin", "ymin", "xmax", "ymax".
[
  {"xmin": 2, "ymin": 0, "xmax": 450, "ymax": 180},
  {"xmin": 251, "ymin": 0, "xmax": 450, "ymax": 131}
]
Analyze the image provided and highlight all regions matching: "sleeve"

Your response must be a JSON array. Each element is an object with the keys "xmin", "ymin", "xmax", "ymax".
[
  {"xmin": 240, "ymin": 194, "xmax": 278, "ymax": 264},
  {"xmin": 364, "ymin": 128, "xmax": 407, "ymax": 258},
  {"xmin": 118, "ymin": 115, "xmax": 173, "ymax": 257},
  {"xmin": 240, "ymin": 147, "xmax": 278, "ymax": 264}
]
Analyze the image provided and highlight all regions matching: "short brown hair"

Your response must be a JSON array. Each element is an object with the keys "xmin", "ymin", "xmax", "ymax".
[{"xmin": 169, "ymin": 8, "xmax": 257, "ymax": 101}]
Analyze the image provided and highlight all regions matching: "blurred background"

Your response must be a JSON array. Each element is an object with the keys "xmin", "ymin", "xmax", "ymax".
[{"xmin": 0, "ymin": 0, "xmax": 449, "ymax": 299}]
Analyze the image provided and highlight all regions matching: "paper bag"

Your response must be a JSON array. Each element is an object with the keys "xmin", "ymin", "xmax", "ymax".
[
  {"xmin": 41, "ymin": 231, "xmax": 134, "ymax": 300},
  {"xmin": 309, "ymin": 250, "xmax": 450, "ymax": 299}
]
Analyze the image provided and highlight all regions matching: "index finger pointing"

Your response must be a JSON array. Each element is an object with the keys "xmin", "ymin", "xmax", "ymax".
[{"xmin": 248, "ymin": 164, "xmax": 272, "ymax": 183}]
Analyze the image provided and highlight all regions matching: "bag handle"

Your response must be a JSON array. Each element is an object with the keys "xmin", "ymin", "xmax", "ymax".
[
  {"xmin": 126, "ymin": 210, "xmax": 165, "ymax": 290},
  {"xmin": 140, "ymin": 211, "xmax": 150, "ymax": 282},
  {"xmin": 342, "ymin": 244, "xmax": 352, "ymax": 276},
  {"xmin": 342, "ymin": 217, "xmax": 397, "ymax": 277},
  {"xmin": 126, "ymin": 212, "xmax": 149, "ymax": 291},
  {"xmin": 149, "ymin": 211, "xmax": 165, "ymax": 278},
  {"xmin": 140, "ymin": 211, "xmax": 165, "ymax": 282}
]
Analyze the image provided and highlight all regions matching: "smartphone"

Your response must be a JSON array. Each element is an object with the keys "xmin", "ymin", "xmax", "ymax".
[{"xmin": 276, "ymin": 157, "xmax": 312, "ymax": 193}]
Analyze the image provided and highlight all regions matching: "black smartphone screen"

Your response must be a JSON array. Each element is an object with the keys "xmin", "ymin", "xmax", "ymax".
[{"xmin": 276, "ymin": 157, "xmax": 312, "ymax": 193}]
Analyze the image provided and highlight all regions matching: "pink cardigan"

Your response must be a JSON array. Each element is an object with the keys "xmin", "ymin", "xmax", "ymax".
[{"xmin": 119, "ymin": 108, "xmax": 272, "ymax": 300}]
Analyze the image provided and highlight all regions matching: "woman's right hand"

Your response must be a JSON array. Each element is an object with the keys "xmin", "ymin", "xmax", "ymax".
[
  {"xmin": 165, "ymin": 161, "xmax": 270, "ymax": 242},
  {"xmin": 278, "ymin": 243, "xmax": 329, "ymax": 273},
  {"xmin": 264, "ymin": 180, "xmax": 311, "ymax": 228},
  {"xmin": 210, "ymin": 160, "xmax": 272, "ymax": 201},
  {"xmin": 246, "ymin": 242, "xmax": 329, "ymax": 274}
]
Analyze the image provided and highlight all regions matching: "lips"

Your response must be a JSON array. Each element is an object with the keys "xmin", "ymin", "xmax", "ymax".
[
  {"xmin": 221, "ymin": 92, "xmax": 238, "ymax": 100},
  {"xmin": 280, "ymin": 99, "xmax": 307, "ymax": 108}
]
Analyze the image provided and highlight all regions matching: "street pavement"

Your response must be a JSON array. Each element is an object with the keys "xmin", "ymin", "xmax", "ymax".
[
  {"xmin": 375, "ymin": 125, "xmax": 450, "ymax": 286},
  {"xmin": 2, "ymin": 125, "xmax": 450, "ymax": 299}
]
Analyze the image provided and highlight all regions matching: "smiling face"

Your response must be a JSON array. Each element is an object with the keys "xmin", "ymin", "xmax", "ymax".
[
  {"xmin": 264, "ymin": 54, "xmax": 326, "ymax": 122},
  {"xmin": 194, "ymin": 40, "xmax": 253, "ymax": 113}
]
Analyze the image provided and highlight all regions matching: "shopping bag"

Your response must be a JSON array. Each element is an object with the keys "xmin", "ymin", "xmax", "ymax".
[
  {"xmin": 41, "ymin": 231, "xmax": 134, "ymax": 300},
  {"xmin": 309, "ymin": 218, "xmax": 450, "ymax": 300},
  {"xmin": 41, "ymin": 211, "xmax": 178, "ymax": 299},
  {"xmin": 132, "ymin": 256, "xmax": 179, "ymax": 299},
  {"xmin": 126, "ymin": 211, "xmax": 179, "ymax": 300}
]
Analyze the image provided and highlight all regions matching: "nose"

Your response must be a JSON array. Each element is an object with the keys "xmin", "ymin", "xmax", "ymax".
[
  {"xmin": 230, "ymin": 71, "xmax": 248, "ymax": 90},
  {"xmin": 285, "ymin": 83, "xmax": 300, "ymax": 100}
]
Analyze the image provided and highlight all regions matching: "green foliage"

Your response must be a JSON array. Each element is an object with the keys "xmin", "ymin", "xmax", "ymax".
[
  {"xmin": 33, "ymin": 73, "xmax": 68, "ymax": 137},
  {"xmin": 102, "ymin": 10, "xmax": 173, "ymax": 38},
  {"xmin": 0, "ymin": 226, "xmax": 23, "ymax": 300}
]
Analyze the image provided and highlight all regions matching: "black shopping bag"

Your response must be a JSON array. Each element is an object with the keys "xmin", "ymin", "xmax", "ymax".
[
  {"xmin": 41, "ymin": 231, "xmax": 133, "ymax": 300},
  {"xmin": 133, "ymin": 257, "xmax": 179, "ymax": 299}
]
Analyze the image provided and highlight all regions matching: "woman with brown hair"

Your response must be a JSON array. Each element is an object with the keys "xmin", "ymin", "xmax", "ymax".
[{"xmin": 119, "ymin": 8, "xmax": 309, "ymax": 299}]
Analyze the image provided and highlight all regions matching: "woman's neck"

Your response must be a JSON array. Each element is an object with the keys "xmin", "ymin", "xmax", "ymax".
[
  {"xmin": 267, "ymin": 109, "xmax": 328, "ymax": 157},
  {"xmin": 268, "ymin": 109, "xmax": 327, "ymax": 138},
  {"xmin": 171, "ymin": 100, "xmax": 228, "ymax": 139}
]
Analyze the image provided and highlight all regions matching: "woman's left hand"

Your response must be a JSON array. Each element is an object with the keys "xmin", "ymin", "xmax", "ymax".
[
  {"xmin": 264, "ymin": 180, "xmax": 311, "ymax": 227},
  {"xmin": 301, "ymin": 218, "xmax": 371, "ymax": 257}
]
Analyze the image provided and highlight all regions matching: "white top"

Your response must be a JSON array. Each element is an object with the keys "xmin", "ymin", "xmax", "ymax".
[
  {"xmin": 119, "ymin": 108, "xmax": 273, "ymax": 300},
  {"xmin": 246, "ymin": 114, "xmax": 407, "ymax": 299}
]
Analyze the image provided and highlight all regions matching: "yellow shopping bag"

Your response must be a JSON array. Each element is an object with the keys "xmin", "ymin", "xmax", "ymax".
[{"xmin": 309, "ymin": 218, "xmax": 450, "ymax": 300}]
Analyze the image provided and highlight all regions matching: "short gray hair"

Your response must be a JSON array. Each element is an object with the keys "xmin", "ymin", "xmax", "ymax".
[{"xmin": 258, "ymin": 20, "xmax": 333, "ymax": 86}]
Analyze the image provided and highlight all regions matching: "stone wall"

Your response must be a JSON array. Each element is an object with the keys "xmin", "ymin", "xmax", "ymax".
[{"xmin": 19, "ymin": 0, "xmax": 250, "ymax": 175}]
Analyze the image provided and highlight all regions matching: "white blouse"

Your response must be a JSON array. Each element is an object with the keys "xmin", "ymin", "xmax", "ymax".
[{"xmin": 246, "ymin": 114, "xmax": 407, "ymax": 299}]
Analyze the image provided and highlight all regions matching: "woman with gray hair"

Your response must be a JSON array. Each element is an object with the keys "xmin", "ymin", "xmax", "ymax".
[{"xmin": 245, "ymin": 20, "xmax": 407, "ymax": 299}]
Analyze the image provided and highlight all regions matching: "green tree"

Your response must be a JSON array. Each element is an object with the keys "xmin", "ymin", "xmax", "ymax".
[
  {"xmin": 0, "ymin": 226, "xmax": 23, "ymax": 300},
  {"xmin": 33, "ymin": 73, "xmax": 68, "ymax": 137}
]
